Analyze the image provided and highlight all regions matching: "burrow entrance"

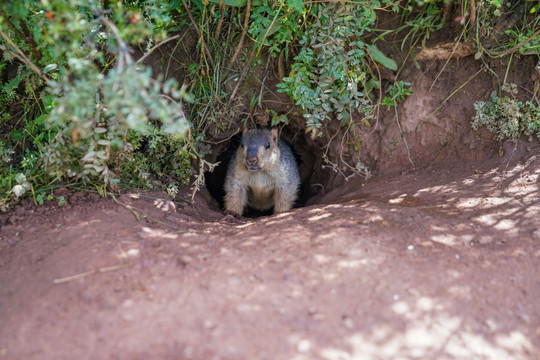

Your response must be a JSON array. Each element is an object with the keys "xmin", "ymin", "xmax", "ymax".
[{"xmin": 204, "ymin": 125, "xmax": 335, "ymax": 216}]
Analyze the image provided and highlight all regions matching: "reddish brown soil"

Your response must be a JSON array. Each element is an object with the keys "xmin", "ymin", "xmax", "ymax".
[
  {"xmin": 1, "ymin": 150, "xmax": 540, "ymax": 359},
  {"xmin": 2, "ymin": 14, "xmax": 540, "ymax": 359}
]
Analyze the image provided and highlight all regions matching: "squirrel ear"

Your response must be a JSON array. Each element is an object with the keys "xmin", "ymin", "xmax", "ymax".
[
  {"xmin": 271, "ymin": 128, "xmax": 278, "ymax": 143},
  {"xmin": 242, "ymin": 128, "xmax": 248, "ymax": 136}
]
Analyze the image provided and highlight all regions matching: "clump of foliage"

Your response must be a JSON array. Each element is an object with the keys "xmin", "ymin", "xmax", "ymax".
[
  {"xmin": 0, "ymin": 0, "xmax": 191, "ymax": 210},
  {"xmin": 248, "ymin": 0, "xmax": 303, "ymax": 59},
  {"xmin": 472, "ymin": 84, "xmax": 540, "ymax": 142},
  {"xmin": 277, "ymin": 1, "xmax": 397, "ymax": 136}
]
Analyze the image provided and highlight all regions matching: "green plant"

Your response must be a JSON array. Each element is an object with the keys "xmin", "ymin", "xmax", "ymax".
[
  {"xmin": 277, "ymin": 2, "xmax": 396, "ymax": 137},
  {"xmin": 248, "ymin": 0, "xmax": 303, "ymax": 59},
  {"xmin": 0, "ymin": 0, "xmax": 191, "ymax": 210},
  {"xmin": 472, "ymin": 84, "xmax": 540, "ymax": 142},
  {"xmin": 383, "ymin": 81, "xmax": 414, "ymax": 166},
  {"xmin": 397, "ymin": 1, "xmax": 444, "ymax": 50},
  {"xmin": 382, "ymin": 81, "xmax": 413, "ymax": 109}
]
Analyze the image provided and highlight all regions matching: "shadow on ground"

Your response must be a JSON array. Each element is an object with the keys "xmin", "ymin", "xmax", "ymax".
[{"xmin": 1, "ymin": 155, "xmax": 539, "ymax": 360}]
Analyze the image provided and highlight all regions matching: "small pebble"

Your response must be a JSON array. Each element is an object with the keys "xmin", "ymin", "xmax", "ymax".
[
  {"xmin": 343, "ymin": 317, "xmax": 354, "ymax": 329},
  {"xmin": 407, "ymin": 245, "xmax": 414, "ymax": 251},
  {"xmin": 393, "ymin": 294, "xmax": 399, "ymax": 301},
  {"xmin": 455, "ymin": 254, "xmax": 460, "ymax": 260},
  {"xmin": 297, "ymin": 339, "xmax": 311, "ymax": 353},
  {"xmin": 127, "ymin": 248, "xmax": 140, "ymax": 257}
]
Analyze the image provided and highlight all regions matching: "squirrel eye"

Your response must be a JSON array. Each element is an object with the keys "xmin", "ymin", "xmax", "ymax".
[
  {"xmin": 265, "ymin": 142, "xmax": 270, "ymax": 149},
  {"xmin": 240, "ymin": 143, "xmax": 244, "ymax": 148}
]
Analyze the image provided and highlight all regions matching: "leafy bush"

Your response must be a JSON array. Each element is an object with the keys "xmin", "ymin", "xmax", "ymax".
[
  {"xmin": 277, "ymin": 2, "xmax": 396, "ymax": 136},
  {"xmin": 0, "ymin": 0, "xmax": 191, "ymax": 210},
  {"xmin": 472, "ymin": 85, "xmax": 540, "ymax": 142}
]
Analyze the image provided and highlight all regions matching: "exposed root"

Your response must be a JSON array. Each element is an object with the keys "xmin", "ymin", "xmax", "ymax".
[{"xmin": 416, "ymin": 41, "xmax": 475, "ymax": 61}]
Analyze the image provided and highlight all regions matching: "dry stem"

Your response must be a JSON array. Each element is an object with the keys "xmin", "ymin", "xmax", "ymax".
[
  {"xmin": 227, "ymin": 0, "xmax": 252, "ymax": 72},
  {"xmin": 53, "ymin": 264, "xmax": 127, "ymax": 284},
  {"xmin": 182, "ymin": 0, "xmax": 216, "ymax": 68},
  {"xmin": 0, "ymin": 30, "xmax": 49, "ymax": 83},
  {"xmin": 137, "ymin": 34, "xmax": 181, "ymax": 64}
]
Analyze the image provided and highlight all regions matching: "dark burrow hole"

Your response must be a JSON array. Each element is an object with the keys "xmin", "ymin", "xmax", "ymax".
[{"xmin": 205, "ymin": 127, "xmax": 327, "ymax": 217}]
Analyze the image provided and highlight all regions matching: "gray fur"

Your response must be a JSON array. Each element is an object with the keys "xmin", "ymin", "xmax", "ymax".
[{"xmin": 224, "ymin": 129, "xmax": 300, "ymax": 217}]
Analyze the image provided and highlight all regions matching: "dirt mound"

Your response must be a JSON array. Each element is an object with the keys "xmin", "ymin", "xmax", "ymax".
[{"xmin": 1, "ymin": 151, "xmax": 540, "ymax": 359}]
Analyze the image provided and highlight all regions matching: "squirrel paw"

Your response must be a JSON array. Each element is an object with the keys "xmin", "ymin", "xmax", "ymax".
[{"xmin": 223, "ymin": 210, "xmax": 242, "ymax": 219}]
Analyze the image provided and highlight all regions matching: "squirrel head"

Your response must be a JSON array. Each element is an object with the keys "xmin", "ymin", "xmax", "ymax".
[{"xmin": 239, "ymin": 128, "xmax": 279, "ymax": 172}]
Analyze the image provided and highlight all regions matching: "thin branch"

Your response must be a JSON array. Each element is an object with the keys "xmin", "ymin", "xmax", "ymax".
[
  {"xmin": 227, "ymin": 45, "xmax": 257, "ymax": 107},
  {"xmin": 0, "ymin": 30, "xmax": 49, "ymax": 83},
  {"xmin": 15, "ymin": 15, "xmax": 42, "ymax": 60},
  {"xmin": 98, "ymin": 15, "xmax": 132, "ymax": 69},
  {"xmin": 469, "ymin": 0, "xmax": 476, "ymax": 25},
  {"xmin": 258, "ymin": 55, "xmax": 272, "ymax": 108},
  {"xmin": 221, "ymin": 8, "xmax": 235, "ymax": 70},
  {"xmin": 182, "ymin": 0, "xmax": 216, "ymax": 68},
  {"xmin": 418, "ymin": 67, "xmax": 484, "ymax": 129},
  {"xmin": 227, "ymin": 4, "xmax": 284, "ymax": 107},
  {"xmin": 0, "ymin": 44, "xmax": 27, "ymax": 65},
  {"xmin": 4, "ymin": 16, "xmax": 41, "ymax": 60},
  {"xmin": 429, "ymin": 21, "xmax": 468, "ymax": 92},
  {"xmin": 486, "ymin": 27, "xmax": 540, "ymax": 57},
  {"xmin": 89, "ymin": 0, "xmax": 132, "ymax": 71},
  {"xmin": 214, "ymin": 0, "xmax": 226, "ymax": 39},
  {"xmin": 227, "ymin": 0, "xmax": 252, "ymax": 72},
  {"xmin": 53, "ymin": 264, "xmax": 127, "ymax": 284},
  {"xmin": 136, "ymin": 34, "xmax": 181, "ymax": 64}
]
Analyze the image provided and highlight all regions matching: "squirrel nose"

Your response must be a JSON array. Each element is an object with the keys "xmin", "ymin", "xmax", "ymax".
[{"xmin": 246, "ymin": 157, "xmax": 258, "ymax": 167}]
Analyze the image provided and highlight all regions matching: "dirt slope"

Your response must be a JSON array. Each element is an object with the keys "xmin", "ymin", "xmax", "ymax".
[{"xmin": 1, "ymin": 150, "xmax": 539, "ymax": 360}]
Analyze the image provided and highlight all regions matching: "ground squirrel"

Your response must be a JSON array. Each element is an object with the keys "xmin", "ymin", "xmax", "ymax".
[{"xmin": 224, "ymin": 128, "xmax": 300, "ymax": 217}]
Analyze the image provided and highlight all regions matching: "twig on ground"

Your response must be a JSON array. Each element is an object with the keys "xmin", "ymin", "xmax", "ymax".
[
  {"xmin": 53, "ymin": 264, "xmax": 127, "ymax": 284},
  {"xmin": 110, "ymin": 193, "xmax": 141, "ymax": 221},
  {"xmin": 53, "ymin": 244, "xmax": 130, "ymax": 284},
  {"xmin": 110, "ymin": 192, "xmax": 190, "ymax": 229}
]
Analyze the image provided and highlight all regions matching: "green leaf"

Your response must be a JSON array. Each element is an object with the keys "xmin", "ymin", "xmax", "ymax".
[
  {"xmin": 43, "ymin": 64, "xmax": 58, "ymax": 74},
  {"xmin": 168, "ymin": 0, "xmax": 182, "ymax": 10},
  {"xmin": 255, "ymin": 21, "xmax": 282, "ymax": 45},
  {"xmin": 4, "ymin": 71, "xmax": 30, "ymax": 93},
  {"xmin": 57, "ymin": 196, "xmax": 67, "ymax": 207},
  {"xmin": 365, "ymin": 44, "xmax": 397, "ymax": 71},
  {"xmin": 10, "ymin": 129, "xmax": 23, "ymax": 142},
  {"xmin": 287, "ymin": 0, "xmax": 304, "ymax": 12}
]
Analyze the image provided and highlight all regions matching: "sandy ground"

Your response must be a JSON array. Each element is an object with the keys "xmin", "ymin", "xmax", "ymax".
[{"xmin": 1, "ymin": 151, "xmax": 539, "ymax": 360}]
